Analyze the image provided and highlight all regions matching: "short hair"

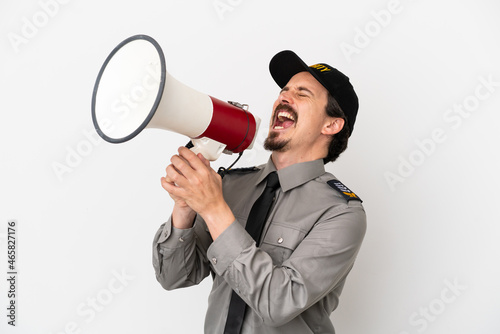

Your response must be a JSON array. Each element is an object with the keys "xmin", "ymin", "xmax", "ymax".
[{"xmin": 323, "ymin": 93, "xmax": 350, "ymax": 164}]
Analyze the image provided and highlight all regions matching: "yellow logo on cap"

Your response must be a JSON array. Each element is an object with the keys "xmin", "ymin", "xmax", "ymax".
[{"xmin": 310, "ymin": 64, "xmax": 332, "ymax": 72}]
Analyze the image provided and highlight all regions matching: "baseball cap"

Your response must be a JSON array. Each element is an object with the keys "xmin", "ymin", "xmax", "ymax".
[{"xmin": 269, "ymin": 50, "xmax": 359, "ymax": 135}]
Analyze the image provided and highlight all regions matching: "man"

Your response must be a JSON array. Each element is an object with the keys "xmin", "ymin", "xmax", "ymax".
[{"xmin": 152, "ymin": 50, "xmax": 366, "ymax": 333}]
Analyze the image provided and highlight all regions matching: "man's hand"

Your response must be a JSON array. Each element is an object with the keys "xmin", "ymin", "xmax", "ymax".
[
  {"xmin": 161, "ymin": 147, "xmax": 235, "ymax": 239},
  {"xmin": 161, "ymin": 171, "xmax": 196, "ymax": 230}
]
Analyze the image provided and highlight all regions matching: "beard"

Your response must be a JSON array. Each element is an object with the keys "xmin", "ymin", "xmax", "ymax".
[
  {"xmin": 264, "ymin": 131, "xmax": 290, "ymax": 152},
  {"xmin": 264, "ymin": 103, "xmax": 297, "ymax": 152}
]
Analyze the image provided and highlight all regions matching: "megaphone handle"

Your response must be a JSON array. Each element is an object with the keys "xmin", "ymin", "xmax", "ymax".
[
  {"xmin": 185, "ymin": 140, "xmax": 243, "ymax": 178},
  {"xmin": 188, "ymin": 137, "xmax": 227, "ymax": 161}
]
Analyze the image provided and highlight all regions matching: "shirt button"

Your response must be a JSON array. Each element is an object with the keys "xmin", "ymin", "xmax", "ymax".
[
  {"xmin": 212, "ymin": 258, "xmax": 217, "ymax": 265},
  {"xmin": 277, "ymin": 237, "xmax": 283, "ymax": 244},
  {"xmin": 179, "ymin": 237, "xmax": 184, "ymax": 242}
]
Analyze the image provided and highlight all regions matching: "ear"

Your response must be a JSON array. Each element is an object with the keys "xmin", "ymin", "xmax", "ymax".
[{"xmin": 321, "ymin": 117, "xmax": 345, "ymax": 136}]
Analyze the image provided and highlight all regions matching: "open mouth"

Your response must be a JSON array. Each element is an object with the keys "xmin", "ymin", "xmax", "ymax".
[{"xmin": 273, "ymin": 108, "xmax": 297, "ymax": 130}]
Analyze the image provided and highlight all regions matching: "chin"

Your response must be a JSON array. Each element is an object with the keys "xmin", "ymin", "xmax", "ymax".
[{"xmin": 264, "ymin": 134, "xmax": 290, "ymax": 152}]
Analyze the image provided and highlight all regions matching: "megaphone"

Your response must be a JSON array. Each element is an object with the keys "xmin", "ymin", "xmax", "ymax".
[{"xmin": 91, "ymin": 34, "xmax": 260, "ymax": 161}]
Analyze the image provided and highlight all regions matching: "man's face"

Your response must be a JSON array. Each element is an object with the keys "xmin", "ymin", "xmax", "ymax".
[{"xmin": 264, "ymin": 71, "xmax": 331, "ymax": 156}]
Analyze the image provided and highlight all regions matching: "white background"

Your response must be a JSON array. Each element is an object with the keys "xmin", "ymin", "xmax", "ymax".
[{"xmin": 1, "ymin": 0, "xmax": 499, "ymax": 333}]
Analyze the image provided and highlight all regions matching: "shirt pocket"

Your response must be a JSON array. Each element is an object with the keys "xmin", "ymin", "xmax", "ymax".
[{"xmin": 260, "ymin": 222, "xmax": 306, "ymax": 265}]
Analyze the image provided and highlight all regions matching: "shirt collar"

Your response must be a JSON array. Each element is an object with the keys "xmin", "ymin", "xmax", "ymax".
[{"xmin": 255, "ymin": 157, "xmax": 326, "ymax": 192}]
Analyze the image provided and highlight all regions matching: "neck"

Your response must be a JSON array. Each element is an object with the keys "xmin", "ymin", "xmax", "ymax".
[{"xmin": 271, "ymin": 149, "xmax": 325, "ymax": 170}]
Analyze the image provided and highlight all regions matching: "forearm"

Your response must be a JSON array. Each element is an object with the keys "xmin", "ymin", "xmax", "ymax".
[
  {"xmin": 170, "ymin": 193, "xmax": 235, "ymax": 240},
  {"xmin": 152, "ymin": 217, "xmax": 212, "ymax": 290},
  {"xmin": 171, "ymin": 203, "xmax": 196, "ymax": 229},
  {"xmin": 198, "ymin": 200, "xmax": 235, "ymax": 241}
]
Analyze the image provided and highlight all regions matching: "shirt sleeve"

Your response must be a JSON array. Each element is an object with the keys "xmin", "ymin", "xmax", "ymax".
[
  {"xmin": 206, "ymin": 201, "xmax": 366, "ymax": 327},
  {"xmin": 152, "ymin": 215, "xmax": 213, "ymax": 290}
]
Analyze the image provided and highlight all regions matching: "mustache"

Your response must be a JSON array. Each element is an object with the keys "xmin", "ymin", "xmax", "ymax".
[{"xmin": 273, "ymin": 103, "xmax": 298, "ymax": 122}]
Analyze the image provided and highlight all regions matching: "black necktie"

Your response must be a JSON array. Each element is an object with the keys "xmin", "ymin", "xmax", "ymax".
[{"xmin": 223, "ymin": 172, "xmax": 280, "ymax": 334}]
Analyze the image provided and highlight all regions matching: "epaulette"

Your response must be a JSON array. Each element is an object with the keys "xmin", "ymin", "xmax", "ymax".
[
  {"xmin": 226, "ymin": 167, "xmax": 259, "ymax": 173},
  {"xmin": 327, "ymin": 179, "xmax": 362, "ymax": 202},
  {"xmin": 217, "ymin": 166, "xmax": 259, "ymax": 178}
]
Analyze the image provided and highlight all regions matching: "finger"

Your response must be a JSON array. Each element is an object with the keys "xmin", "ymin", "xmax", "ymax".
[
  {"xmin": 168, "ymin": 162, "xmax": 183, "ymax": 179},
  {"xmin": 160, "ymin": 177, "xmax": 170, "ymax": 191},
  {"xmin": 163, "ymin": 167, "xmax": 176, "ymax": 182},
  {"xmin": 161, "ymin": 176, "xmax": 174, "ymax": 192},
  {"xmin": 198, "ymin": 153, "xmax": 211, "ymax": 168},
  {"xmin": 161, "ymin": 176, "xmax": 186, "ymax": 198},
  {"xmin": 163, "ymin": 175, "xmax": 174, "ymax": 184},
  {"xmin": 170, "ymin": 155, "xmax": 194, "ymax": 181},
  {"xmin": 178, "ymin": 146, "xmax": 207, "ymax": 171},
  {"xmin": 161, "ymin": 176, "xmax": 175, "ymax": 187},
  {"xmin": 165, "ymin": 163, "xmax": 188, "ymax": 188}
]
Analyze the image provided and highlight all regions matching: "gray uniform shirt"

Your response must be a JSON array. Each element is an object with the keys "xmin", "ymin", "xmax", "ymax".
[{"xmin": 152, "ymin": 158, "xmax": 366, "ymax": 333}]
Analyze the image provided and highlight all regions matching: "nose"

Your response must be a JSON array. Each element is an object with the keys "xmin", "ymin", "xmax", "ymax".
[{"xmin": 279, "ymin": 89, "xmax": 293, "ymax": 105}]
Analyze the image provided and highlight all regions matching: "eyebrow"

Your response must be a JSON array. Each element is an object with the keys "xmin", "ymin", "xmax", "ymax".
[{"xmin": 281, "ymin": 86, "xmax": 315, "ymax": 97}]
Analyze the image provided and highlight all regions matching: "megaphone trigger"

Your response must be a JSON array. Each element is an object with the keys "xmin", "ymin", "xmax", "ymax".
[
  {"xmin": 185, "ymin": 138, "xmax": 243, "ymax": 179},
  {"xmin": 189, "ymin": 137, "xmax": 227, "ymax": 161}
]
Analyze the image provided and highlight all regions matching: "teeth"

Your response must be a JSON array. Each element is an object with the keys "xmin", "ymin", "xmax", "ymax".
[
  {"xmin": 277, "ymin": 111, "xmax": 295, "ymax": 121},
  {"xmin": 274, "ymin": 126, "xmax": 284, "ymax": 129}
]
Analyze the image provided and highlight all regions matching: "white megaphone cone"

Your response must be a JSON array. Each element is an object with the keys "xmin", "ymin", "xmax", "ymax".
[{"xmin": 91, "ymin": 34, "xmax": 260, "ymax": 161}]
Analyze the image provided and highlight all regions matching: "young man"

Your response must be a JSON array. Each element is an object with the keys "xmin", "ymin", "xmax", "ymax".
[{"xmin": 152, "ymin": 50, "xmax": 366, "ymax": 333}]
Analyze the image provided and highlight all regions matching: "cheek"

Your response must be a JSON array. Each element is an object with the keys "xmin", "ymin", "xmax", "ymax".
[
  {"xmin": 272, "ymin": 100, "xmax": 280, "ymax": 111},
  {"xmin": 269, "ymin": 101, "xmax": 279, "ymax": 125},
  {"xmin": 300, "ymin": 117, "xmax": 324, "ymax": 136}
]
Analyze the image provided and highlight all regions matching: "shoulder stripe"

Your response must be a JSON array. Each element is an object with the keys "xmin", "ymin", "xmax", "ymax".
[
  {"xmin": 226, "ymin": 167, "xmax": 259, "ymax": 174},
  {"xmin": 327, "ymin": 180, "xmax": 362, "ymax": 202}
]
